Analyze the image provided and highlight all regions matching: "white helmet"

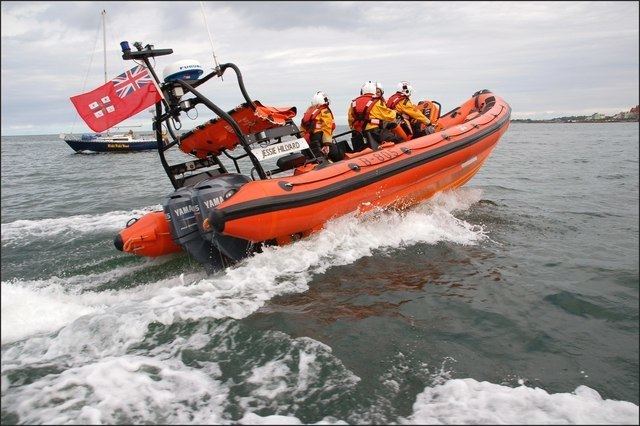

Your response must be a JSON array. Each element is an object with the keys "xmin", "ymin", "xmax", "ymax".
[
  {"xmin": 311, "ymin": 91, "xmax": 329, "ymax": 106},
  {"xmin": 361, "ymin": 80, "xmax": 377, "ymax": 95},
  {"xmin": 397, "ymin": 81, "xmax": 412, "ymax": 96},
  {"xmin": 376, "ymin": 82, "xmax": 384, "ymax": 96}
]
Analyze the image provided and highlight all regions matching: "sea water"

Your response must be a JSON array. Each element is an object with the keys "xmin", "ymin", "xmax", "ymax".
[{"xmin": 1, "ymin": 123, "xmax": 638, "ymax": 424}]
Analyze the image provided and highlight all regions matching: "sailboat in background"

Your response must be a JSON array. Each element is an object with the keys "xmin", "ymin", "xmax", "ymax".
[{"xmin": 60, "ymin": 10, "xmax": 158, "ymax": 153}]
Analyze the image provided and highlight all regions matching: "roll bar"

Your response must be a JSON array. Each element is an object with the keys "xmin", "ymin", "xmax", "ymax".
[
  {"xmin": 120, "ymin": 41, "xmax": 268, "ymax": 188},
  {"xmin": 178, "ymin": 79, "xmax": 266, "ymax": 180}
]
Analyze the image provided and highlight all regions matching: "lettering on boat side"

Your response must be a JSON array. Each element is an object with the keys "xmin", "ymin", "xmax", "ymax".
[
  {"xmin": 107, "ymin": 143, "xmax": 130, "ymax": 148},
  {"xmin": 252, "ymin": 138, "xmax": 310, "ymax": 161},
  {"xmin": 356, "ymin": 148, "xmax": 403, "ymax": 168}
]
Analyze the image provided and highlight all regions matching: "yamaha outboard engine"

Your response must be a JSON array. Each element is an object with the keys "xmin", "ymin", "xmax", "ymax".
[
  {"xmin": 162, "ymin": 186, "xmax": 226, "ymax": 273},
  {"xmin": 192, "ymin": 174, "xmax": 254, "ymax": 263}
]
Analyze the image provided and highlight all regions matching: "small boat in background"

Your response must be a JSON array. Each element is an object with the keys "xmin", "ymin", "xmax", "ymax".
[
  {"xmin": 60, "ymin": 130, "xmax": 157, "ymax": 153},
  {"xmin": 62, "ymin": 10, "xmax": 158, "ymax": 154}
]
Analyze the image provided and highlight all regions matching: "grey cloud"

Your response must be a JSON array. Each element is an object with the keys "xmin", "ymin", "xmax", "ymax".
[
  {"xmin": 1, "ymin": 1, "xmax": 638, "ymax": 135},
  {"xmin": 214, "ymin": 1, "xmax": 378, "ymax": 31}
]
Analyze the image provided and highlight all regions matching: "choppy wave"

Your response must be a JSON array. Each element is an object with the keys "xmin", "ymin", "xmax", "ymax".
[
  {"xmin": 1, "ymin": 282, "xmax": 98, "ymax": 346},
  {"xmin": 0, "ymin": 257, "xmax": 179, "ymax": 345},
  {"xmin": 3, "ymin": 187, "xmax": 637, "ymax": 424},
  {"xmin": 3, "ymin": 348, "xmax": 636, "ymax": 425},
  {"xmin": 2, "ymin": 322, "xmax": 359, "ymax": 424},
  {"xmin": 0, "ymin": 205, "xmax": 162, "ymax": 244}
]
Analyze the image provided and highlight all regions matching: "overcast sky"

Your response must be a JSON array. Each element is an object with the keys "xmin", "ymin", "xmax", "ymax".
[{"xmin": 1, "ymin": 1, "xmax": 638, "ymax": 135}]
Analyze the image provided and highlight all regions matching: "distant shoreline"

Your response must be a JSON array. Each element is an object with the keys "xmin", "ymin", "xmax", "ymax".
[
  {"xmin": 512, "ymin": 106, "xmax": 639, "ymax": 123},
  {"xmin": 2, "ymin": 121, "xmax": 639, "ymax": 137}
]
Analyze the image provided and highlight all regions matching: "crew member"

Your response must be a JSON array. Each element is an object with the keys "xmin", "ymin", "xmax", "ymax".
[
  {"xmin": 348, "ymin": 80, "xmax": 401, "ymax": 151},
  {"xmin": 386, "ymin": 81, "xmax": 430, "ymax": 138},
  {"xmin": 417, "ymin": 99, "xmax": 441, "ymax": 133},
  {"xmin": 300, "ymin": 91, "xmax": 339, "ymax": 162}
]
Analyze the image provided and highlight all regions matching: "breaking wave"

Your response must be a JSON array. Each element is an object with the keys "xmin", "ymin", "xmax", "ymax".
[
  {"xmin": 0, "ymin": 205, "xmax": 162, "ymax": 244},
  {"xmin": 1, "ymin": 189, "xmax": 486, "ymax": 346}
]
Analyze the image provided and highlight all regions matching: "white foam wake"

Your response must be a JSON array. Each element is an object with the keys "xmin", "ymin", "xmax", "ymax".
[
  {"xmin": 2, "ymin": 188, "xmax": 638, "ymax": 425},
  {"xmin": 0, "ymin": 189, "xmax": 486, "ymax": 349},
  {"xmin": 0, "ymin": 205, "xmax": 162, "ymax": 244},
  {"xmin": 1, "ymin": 355, "xmax": 229, "ymax": 425},
  {"xmin": 2, "ymin": 323, "xmax": 355, "ymax": 425},
  {"xmin": 1, "ymin": 282, "xmax": 98, "ymax": 345},
  {"xmin": 402, "ymin": 378, "xmax": 639, "ymax": 425}
]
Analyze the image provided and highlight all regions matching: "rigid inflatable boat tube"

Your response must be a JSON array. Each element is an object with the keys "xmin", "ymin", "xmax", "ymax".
[
  {"xmin": 115, "ymin": 211, "xmax": 182, "ymax": 257},
  {"xmin": 209, "ymin": 101, "xmax": 510, "ymax": 237}
]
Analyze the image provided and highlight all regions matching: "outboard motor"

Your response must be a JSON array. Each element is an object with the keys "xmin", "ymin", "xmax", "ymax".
[
  {"xmin": 192, "ymin": 174, "xmax": 254, "ymax": 263},
  {"xmin": 162, "ymin": 186, "xmax": 226, "ymax": 273}
]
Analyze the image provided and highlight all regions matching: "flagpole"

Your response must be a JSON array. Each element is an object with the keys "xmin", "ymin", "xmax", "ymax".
[{"xmin": 145, "ymin": 65, "xmax": 166, "ymax": 102}]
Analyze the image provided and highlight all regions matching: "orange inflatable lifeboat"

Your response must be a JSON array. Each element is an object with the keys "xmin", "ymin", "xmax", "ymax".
[
  {"xmin": 115, "ymin": 89, "xmax": 509, "ymax": 269},
  {"xmin": 111, "ymin": 41, "xmax": 509, "ymax": 272}
]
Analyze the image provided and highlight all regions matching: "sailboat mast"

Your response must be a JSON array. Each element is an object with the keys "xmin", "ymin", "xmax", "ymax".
[{"xmin": 102, "ymin": 9, "xmax": 107, "ymax": 84}]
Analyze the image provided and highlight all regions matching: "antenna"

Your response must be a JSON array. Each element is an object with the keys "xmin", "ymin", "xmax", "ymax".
[
  {"xmin": 102, "ymin": 9, "xmax": 107, "ymax": 84},
  {"xmin": 199, "ymin": 1, "xmax": 222, "ymax": 78}
]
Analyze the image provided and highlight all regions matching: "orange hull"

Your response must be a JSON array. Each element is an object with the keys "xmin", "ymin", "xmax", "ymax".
[
  {"xmin": 116, "ymin": 91, "xmax": 509, "ymax": 259},
  {"xmin": 209, "ymin": 92, "xmax": 510, "ymax": 242}
]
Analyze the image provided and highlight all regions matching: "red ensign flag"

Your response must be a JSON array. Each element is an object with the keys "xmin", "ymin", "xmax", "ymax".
[{"xmin": 70, "ymin": 65, "xmax": 161, "ymax": 132}]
